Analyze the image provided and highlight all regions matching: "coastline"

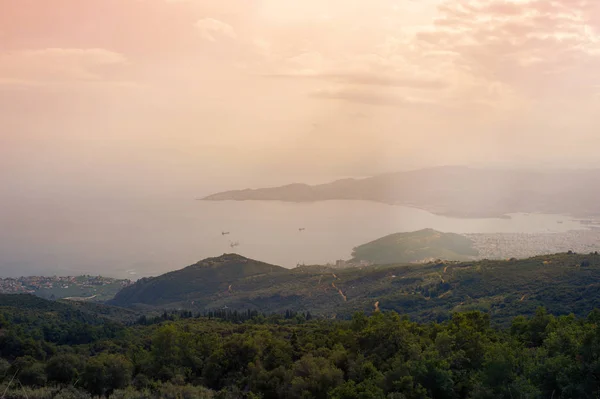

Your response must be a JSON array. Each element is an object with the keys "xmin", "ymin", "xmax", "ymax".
[{"xmin": 200, "ymin": 197, "xmax": 516, "ymax": 220}]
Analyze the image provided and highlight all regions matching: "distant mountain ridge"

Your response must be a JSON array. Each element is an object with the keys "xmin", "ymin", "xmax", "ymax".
[
  {"xmin": 110, "ymin": 252, "xmax": 600, "ymax": 324},
  {"xmin": 202, "ymin": 166, "xmax": 600, "ymax": 218}
]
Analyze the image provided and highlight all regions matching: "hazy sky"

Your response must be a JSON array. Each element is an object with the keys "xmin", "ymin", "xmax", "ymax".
[{"xmin": 2, "ymin": 0, "xmax": 600, "ymax": 197}]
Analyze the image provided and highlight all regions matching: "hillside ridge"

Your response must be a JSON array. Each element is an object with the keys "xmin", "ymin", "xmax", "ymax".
[
  {"xmin": 110, "ymin": 253, "xmax": 287, "ymax": 308},
  {"xmin": 109, "ymin": 252, "xmax": 600, "ymax": 325}
]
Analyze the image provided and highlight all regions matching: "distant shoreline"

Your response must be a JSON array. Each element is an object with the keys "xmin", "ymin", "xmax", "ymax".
[
  {"xmin": 199, "ymin": 198, "xmax": 517, "ymax": 219},
  {"xmin": 201, "ymin": 166, "xmax": 600, "ymax": 219},
  {"xmin": 200, "ymin": 197, "xmax": 540, "ymax": 220},
  {"xmin": 201, "ymin": 196, "xmax": 600, "ymax": 221}
]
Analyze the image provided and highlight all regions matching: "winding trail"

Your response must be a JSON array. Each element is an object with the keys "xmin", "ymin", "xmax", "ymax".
[{"xmin": 331, "ymin": 282, "xmax": 347, "ymax": 302}]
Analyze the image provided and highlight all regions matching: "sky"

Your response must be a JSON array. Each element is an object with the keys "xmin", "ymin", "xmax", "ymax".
[{"xmin": 1, "ymin": 0, "xmax": 600, "ymax": 198}]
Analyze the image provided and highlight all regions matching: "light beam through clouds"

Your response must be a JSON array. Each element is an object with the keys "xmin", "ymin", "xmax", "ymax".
[{"xmin": 1, "ymin": 0, "xmax": 600, "ymax": 196}]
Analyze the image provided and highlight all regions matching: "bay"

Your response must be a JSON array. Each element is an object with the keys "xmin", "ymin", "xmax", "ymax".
[{"xmin": 0, "ymin": 197, "xmax": 587, "ymax": 279}]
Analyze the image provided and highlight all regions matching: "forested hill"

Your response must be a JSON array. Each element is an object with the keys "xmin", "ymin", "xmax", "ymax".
[
  {"xmin": 4, "ymin": 257, "xmax": 600, "ymax": 397},
  {"xmin": 110, "ymin": 253, "xmax": 288, "ymax": 308},
  {"xmin": 110, "ymin": 252, "xmax": 600, "ymax": 325},
  {"xmin": 0, "ymin": 293, "xmax": 139, "ymax": 325},
  {"xmin": 351, "ymin": 228, "xmax": 479, "ymax": 264},
  {"xmin": 202, "ymin": 166, "xmax": 600, "ymax": 218}
]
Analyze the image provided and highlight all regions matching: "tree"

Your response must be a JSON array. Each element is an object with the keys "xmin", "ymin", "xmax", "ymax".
[
  {"xmin": 0, "ymin": 358, "xmax": 10, "ymax": 382},
  {"xmin": 329, "ymin": 380, "xmax": 386, "ymax": 399},
  {"xmin": 19, "ymin": 362, "xmax": 47, "ymax": 387},
  {"xmin": 83, "ymin": 354, "xmax": 133, "ymax": 396},
  {"xmin": 289, "ymin": 355, "xmax": 344, "ymax": 399},
  {"xmin": 152, "ymin": 324, "xmax": 181, "ymax": 371},
  {"xmin": 46, "ymin": 354, "xmax": 85, "ymax": 385}
]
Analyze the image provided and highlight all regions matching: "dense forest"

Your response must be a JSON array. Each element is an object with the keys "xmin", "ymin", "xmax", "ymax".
[{"xmin": 2, "ymin": 294, "xmax": 600, "ymax": 398}]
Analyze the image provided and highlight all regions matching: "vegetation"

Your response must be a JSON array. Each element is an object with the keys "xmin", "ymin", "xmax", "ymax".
[
  {"xmin": 4, "ymin": 292, "xmax": 600, "ymax": 398},
  {"xmin": 112, "ymin": 252, "xmax": 600, "ymax": 325},
  {"xmin": 0, "ymin": 276, "xmax": 131, "ymax": 302},
  {"xmin": 35, "ymin": 277, "xmax": 130, "ymax": 302},
  {"xmin": 351, "ymin": 229, "xmax": 478, "ymax": 264},
  {"xmin": 110, "ymin": 254, "xmax": 287, "ymax": 308}
]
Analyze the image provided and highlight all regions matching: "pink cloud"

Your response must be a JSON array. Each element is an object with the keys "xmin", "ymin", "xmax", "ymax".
[
  {"xmin": 413, "ymin": 0, "xmax": 600, "ymax": 99},
  {"xmin": 196, "ymin": 18, "xmax": 237, "ymax": 42},
  {"xmin": 310, "ymin": 86, "xmax": 435, "ymax": 107}
]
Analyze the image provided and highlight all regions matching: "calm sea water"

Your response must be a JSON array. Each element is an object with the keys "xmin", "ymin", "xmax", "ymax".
[{"xmin": 0, "ymin": 198, "xmax": 587, "ymax": 279}]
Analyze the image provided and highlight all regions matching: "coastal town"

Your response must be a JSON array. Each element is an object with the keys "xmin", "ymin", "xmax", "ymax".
[{"xmin": 466, "ymin": 229, "xmax": 600, "ymax": 260}]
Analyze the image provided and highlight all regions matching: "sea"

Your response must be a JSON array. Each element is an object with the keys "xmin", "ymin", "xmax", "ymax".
[{"xmin": 0, "ymin": 197, "xmax": 589, "ymax": 279}]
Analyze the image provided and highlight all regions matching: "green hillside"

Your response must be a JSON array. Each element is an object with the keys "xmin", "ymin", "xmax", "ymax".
[
  {"xmin": 351, "ymin": 228, "xmax": 479, "ymax": 264},
  {"xmin": 110, "ymin": 252, "xmax": 600, "ymax": 325},
  {"xmin": 0, "ymin": 276, "xmax": 131, "ymax": 304},
  {"xmin": 110, "ymin": 253, "xmax": 288, "ymax": 308},
  {"xmin": 0, "ymin": 293, "xmax": 139, "ymax": 324},
  {"xmin": 4, "ymin": 257, "xmax": 600, "ymax": 397},
  {"xmin": 35, "ymin": 277, "xmax": 130, "ymax": 302}
]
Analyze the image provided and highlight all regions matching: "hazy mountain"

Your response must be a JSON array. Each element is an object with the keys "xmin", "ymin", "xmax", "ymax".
[
  {"xmin": 110, "ymin": 252, "xmax": 600, "ymax": 324},
  {"xmin": 351, "ymin": 228, "xmax": 479, "ymax": 264},
  {"xmin": 203, "ymin": 166, "xmax": 600, "ymax": 218}
]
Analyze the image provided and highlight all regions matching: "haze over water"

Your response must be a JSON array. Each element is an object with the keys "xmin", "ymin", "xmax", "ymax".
[
  {"xmin": 3, "ymin": 0, "xmax": 600, "ymax": 280},
  {"xmin": 0, "ymin": 196, "xmax": 586, "ymax": 279}
]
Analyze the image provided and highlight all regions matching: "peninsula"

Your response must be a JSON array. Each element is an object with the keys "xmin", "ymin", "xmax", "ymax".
[{"xmin": 202, "ymin": 166, "xmax": 600, "ymax": 218}]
